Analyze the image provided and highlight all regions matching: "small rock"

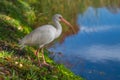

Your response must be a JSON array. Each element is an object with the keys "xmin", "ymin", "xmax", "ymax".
[
  {"xmin": 15, "ymin": 62, "xmax": 18, "ymax": 65},
  {"xmin": 19, "ymin": 63, "xmax": 23, "ymax": 68}
]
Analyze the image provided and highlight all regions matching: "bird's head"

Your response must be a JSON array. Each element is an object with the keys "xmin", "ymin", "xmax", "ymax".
[
  {"xmin": 53, "ymin": 14, "xmax": 63, "ymax": 21},
  {"xmin": 53, "ymin": 14, "xmax": 76, "ymax": 33}
]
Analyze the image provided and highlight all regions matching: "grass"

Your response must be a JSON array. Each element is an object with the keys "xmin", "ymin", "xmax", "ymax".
[{"xmin": 0, "ymin": 51, "xmax": 83, "ymax": 80}]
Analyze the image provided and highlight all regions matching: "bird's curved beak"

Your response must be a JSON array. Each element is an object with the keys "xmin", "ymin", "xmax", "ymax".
[{"xmin": 61, "ymin": 18, "xmax": 76, "ymax": 34}]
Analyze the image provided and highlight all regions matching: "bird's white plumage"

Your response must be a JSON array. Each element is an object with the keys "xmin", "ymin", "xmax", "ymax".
[
  {"xmin": 19, "ymin": 14, "xmax": 63, "ymax": 48},
  {"xmin": 20, "ymin": 25, "xmax": 57, "ymax": 48}
]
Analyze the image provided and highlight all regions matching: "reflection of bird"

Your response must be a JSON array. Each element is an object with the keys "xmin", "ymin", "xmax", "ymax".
[{"xmin": 19, "ymin": 14, "xmax": 75, "ymax": 66}]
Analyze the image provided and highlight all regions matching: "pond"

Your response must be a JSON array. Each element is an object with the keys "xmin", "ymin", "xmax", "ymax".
[{"xmin": 49, "ymin": 3, "xmax": 120, "ymax": 80}]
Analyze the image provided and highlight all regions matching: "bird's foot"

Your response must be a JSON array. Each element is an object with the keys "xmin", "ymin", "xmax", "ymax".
[
  {"xmin": 37, "ymin": 61, "xmax": 49, "ymax": 67},
  {"xmin": 42, "ymin": 62, "xmax": 54, "ymax": 68},
  {"xmin": 37, "ymin": 62, "xmax": 42, "ymax": 67},
  {"xmin": 42, "ymin": 62, "xmax": 50, "ymax": 66}
]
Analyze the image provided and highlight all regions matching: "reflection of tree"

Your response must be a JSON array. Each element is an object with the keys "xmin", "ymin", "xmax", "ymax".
[
  {"xmin": 55, "ymin": 0, "xmax": 120, "ymax": 43},
  {"xmin": 27, "ymin": 0, "xmax": 120, "ymax": 43},
  {"xmin": 107, "ymin": 6, "xmax": 120, "ymax": 14}
]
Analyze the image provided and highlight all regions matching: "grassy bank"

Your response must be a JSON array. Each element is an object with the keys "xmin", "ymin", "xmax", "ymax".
[
  {"xmin": 0, "ymin": 0, "xmax": 83, "ymax": 80},
  {"xmin": 0, "ymin": 51, "xmax": 83, "ymax": 80}
]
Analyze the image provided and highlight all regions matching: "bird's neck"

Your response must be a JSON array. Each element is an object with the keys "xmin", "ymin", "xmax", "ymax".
[{"xmin": 53, "ymin": 20, "xmax": 62, "ymax": 38}]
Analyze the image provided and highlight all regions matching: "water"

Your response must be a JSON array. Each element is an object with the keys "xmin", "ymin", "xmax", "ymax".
[{"xmin": 49, "ymin": 7, "xmax": 120, "ymax": 80}]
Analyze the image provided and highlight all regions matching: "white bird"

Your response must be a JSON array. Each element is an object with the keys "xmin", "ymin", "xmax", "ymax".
[{"xmin": 19, "ymin": 14, "xmax": 75, "ymax": 66}]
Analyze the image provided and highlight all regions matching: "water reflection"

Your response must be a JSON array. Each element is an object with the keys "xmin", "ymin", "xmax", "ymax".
[
  {"xmin": 50, "ymin": 7, "xmax": 120, "ymax": 80},
  {"xmin": 75, "ymin": 44, "xmax": 120, "ymax": 62}
]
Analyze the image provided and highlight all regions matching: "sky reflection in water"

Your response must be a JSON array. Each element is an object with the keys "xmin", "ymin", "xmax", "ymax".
[
  {"xmin": 76, "ymin": 7, "xmax": 120, "ymax": 62},
  {"xmin": 50, "ymin": 7, "xmax": 120, "ymax": 80}
]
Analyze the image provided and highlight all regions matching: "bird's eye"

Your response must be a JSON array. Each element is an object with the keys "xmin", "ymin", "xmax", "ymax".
[{"xmin": 59, "ymin": 16, "xmax": 62, "ymax": 19}]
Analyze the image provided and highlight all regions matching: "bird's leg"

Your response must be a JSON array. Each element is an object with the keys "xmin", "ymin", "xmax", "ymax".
[
  {"xmin": 41, "ymin": 48, "xmax": 49, "ymax": 66},
  {"xmin": 34, "ymin": 48, "xmax": 39, "ymax": 56},
  {"xmin": 35, "ymin": 48, "xmax": 41, "ymax": 67}
]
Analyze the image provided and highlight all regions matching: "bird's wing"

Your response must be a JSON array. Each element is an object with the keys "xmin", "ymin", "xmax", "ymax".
[{"xmin": 20, "ymin": 25, "xmax": 56, "ymax": 47}]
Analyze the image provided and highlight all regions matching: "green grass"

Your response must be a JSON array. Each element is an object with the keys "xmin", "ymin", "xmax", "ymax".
[{"xmin": 0, "ymin": 51, "xmax": 83, "ymax": 80}]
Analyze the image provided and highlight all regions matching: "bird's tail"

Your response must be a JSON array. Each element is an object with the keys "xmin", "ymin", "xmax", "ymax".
[{"xmin": 18, "ymin": 39, "xmax": 25, "ymax": 49}]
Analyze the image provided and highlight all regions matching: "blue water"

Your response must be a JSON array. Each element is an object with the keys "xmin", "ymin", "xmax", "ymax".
[{"xmin": 50, "ymin": 7, "xmax": 120, "ymax": 80}]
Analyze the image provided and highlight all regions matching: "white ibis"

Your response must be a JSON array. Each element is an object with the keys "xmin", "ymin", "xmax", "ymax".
[{"xmin": 19, "ymin": 14, "xmax": 75, "ymax": 66}]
